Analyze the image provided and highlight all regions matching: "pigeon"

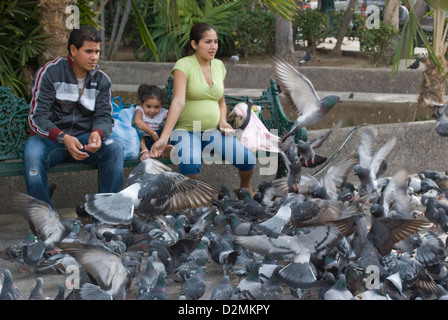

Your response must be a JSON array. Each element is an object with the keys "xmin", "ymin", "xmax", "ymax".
[
  {"xmin": 0, "ymin": 269, "xmax": 22, "ymax": 300},
  {"xmin": 323, "ymin": 273, "xmax": 354, "ymax": 300},
  {"xmin": 354, "ymin": 128, "xmax": 397, "ymax": 202},
  {"xmin": 209, "ymin": 238, "xmax": 238, "ymax": 275},
  {"xmin": 367, "ymin": 217, "xmax": 432, "ymax": 256},
  {"xmin": 85, "ymin": 170, "xmax": 219, "ymax": 225},
  {"xmin": 297, "ymin": 120, "xmax": 343, "ymax": 167},
  {"xmin": 138, "ymin": 271, "xmax": 167, "ymax": 300},
  {"xmin": 180, "ymin": 265, "xmax": 207, "ymax": 300},
  {"xmin": 289, "ymin": 197, "xmax": 362, "ymax": 237},
  {"xmin": 231, "ymin": 244, "xmax": 254, "ymax": 277},
  {"xmin": 258, "ymin": 266, "xmax": 284, "ymax": 300},
  {"xmin": 234, "ymin": 261, "xmax": 262, "ymax": 300},
  {"xmin": 256, "ymin": 193, "xmax": 306, "ymax": 237},
  {"xmin": 54, "ymin": 284, "xmax": 66, "ymax": 300},
  {"xmin": 235, "ymin": 225, "xmax": 344, "ymax": 290},
  {"xmin": 298, "ymin": 49, "xmax": 312, "ymax": 65},
  {"xmin": 228, "ymin": 213, "xmax": 254, "ymax": 236},
  {"xmin": 276, "ymin": 137, "xmax": 302, "ymax": 193},
  {"xmin": 29, "ymin": 277, "xmax": 46, "ymax": 300},
  {"xmin": 272, "ymin": 55, "xmax": 341, "ymax": 143},
  {"xmin": 189, "ymin": 207, "xmax": 218, "ymax": 239},
  {"xmin": 210, "ymin": 275, "xmax": 234, "ymax": 300},
  {"xmin": 56, "ymin": 242, "xmax": 130, "ymax": 300},
  {"xmin": 137, "ymin": 256, "xmax": 159, "ymax": 297},
  {"xmin": 10, "ymin": 192, "xmax": 80, "ymax": 266},
  {"xmin": 407, "ymin": 57, "xmax": 420, "ymax": 69},
  {"xmin": 228, "ymin": 53, "xmax": 240, "ymax": 64},
  {"xmin": 413, "ymin": 230, "xmax": 445, "ymax": 268},
  {"xmin": 310, "ymin": 154, "xmax": 359, "ymax": 201}
]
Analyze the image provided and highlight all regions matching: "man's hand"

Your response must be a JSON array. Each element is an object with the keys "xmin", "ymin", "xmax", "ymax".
[
  {"xmin": 63, "ymin": 135, "xmax": 89, "ymax": 160},
  {"xmin": 84, "ymin": 131, "xmax": 102, "ymax": 154}
]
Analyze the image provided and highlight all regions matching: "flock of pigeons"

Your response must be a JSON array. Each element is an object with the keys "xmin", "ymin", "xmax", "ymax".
[{"xmin": 1, "ymin": 57, "xmax": 448, "ymax": 301}]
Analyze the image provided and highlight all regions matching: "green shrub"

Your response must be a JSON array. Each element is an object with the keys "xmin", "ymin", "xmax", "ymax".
[
  {"xmin": 294, "ymin": 9, "xmax": 330, "ymax": 52},
  {"xmin": 359, "ymin": 19, "xmax": 399, "ymax": 67},
  {"xmin": 229, "ymin": 5, "xmax": 276, "ymax": 58}
]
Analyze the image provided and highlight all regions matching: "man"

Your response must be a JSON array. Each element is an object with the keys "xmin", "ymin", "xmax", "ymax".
[{"xmin": 23, "ymin": 25, "xmax": 124, "ymax": 209}]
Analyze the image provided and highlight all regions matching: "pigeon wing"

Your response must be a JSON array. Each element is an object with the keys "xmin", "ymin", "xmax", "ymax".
[
  {"xmin": 272, "ymin": 55, "xmax": 321, "ymax": 117},
  {"xmin": 138, "ymin": 172, "xmax": 218, "ymax": 215},
  {"xmin": 11, "ymin": 192, "xmax": 67, "ymax": 244}
]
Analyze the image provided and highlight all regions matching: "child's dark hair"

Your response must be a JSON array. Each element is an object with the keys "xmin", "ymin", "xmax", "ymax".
[
  {"xmin": 137, "ymin": 84, "xmax": 164, "ymax": 103},
  {"xmin": 67, "ymin": 25, "xmax": 102, "ymax": 55},
  {"xmin": 182, "ymin": 22, "xmax": 217, "ymax": 57}
]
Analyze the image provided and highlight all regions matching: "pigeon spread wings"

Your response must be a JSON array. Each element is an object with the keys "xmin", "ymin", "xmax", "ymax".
[{"xmin": 272, "ymin": 55, "xmax": 320, "ymax": 117}]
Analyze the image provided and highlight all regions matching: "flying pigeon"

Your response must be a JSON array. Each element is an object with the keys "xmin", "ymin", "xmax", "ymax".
[
  {"xmin": 272, "ymin": 55, "xmax": 341, "ymax": 143},
  {"xmin": 56, "ymin": 242, "xmax": 130, "ymax": 300},
  {"xmin": 85, "ymin": 170, "xmax": 219, "ymax": 225},
  {"xmin": 354, "ymin": 128, "xmax": 397, "ymax": 202},
  {"xmin": 11, "ymin": 192, "xmax": 81, "ymax": 266},
  {"xmin": 298, "ymin": 49, "xmax": 312, "ymax": 65}
]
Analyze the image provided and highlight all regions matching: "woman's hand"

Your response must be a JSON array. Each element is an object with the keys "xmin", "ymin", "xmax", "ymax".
[
  {"xmin": 149, "ymin": 136, "xmax": 168, "ymax": 158},
  {"xmin": 219, "ymin": 120, "xmax": 234, "ymax": 135}
]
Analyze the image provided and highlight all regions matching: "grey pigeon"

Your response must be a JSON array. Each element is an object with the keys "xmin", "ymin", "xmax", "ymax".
[
  {"xmin": 137, "ymin": 256, "xmax": 159, "ymax": 297},
  {"xmin": 258, "ymin": 266, "xmax": 284, "ymax": 300},
  {"xmin": 228, "ymin": 213, "xmax": 254, "ymax": 236},
  {"xmin": 56, "ymin": 242, "xmax": 130, "ymax": 300},
  {"xmin": 228, "ymin": 53, "xmax": 240, "ymax": 64},
  {"xmin": 323, "ymin": 273, "xmax": 353, "ymax": 300},
  {"xmin": 235, "ymin": 225, "xmax": 344, "ymax": 290},
  {"xmin": 298, "ymin": 49, "xmax": 312, "ymax": 65},
  {"xmin": 54, "ymin": 284, "xmax": 66, "ymax": 300},
  {"xmin": 85, "ymin": 170, "xmax": 219, "ymax": 225},
  {"xmin": 297, "ymin": 119, "xmax": 343, "ymax": 167},
  {"xmin": 210, "ymin": 275, "xmax": 234, "ymax": 300},
  {"xmin": 138, "ymin": 271, "xmax": 167, "ymax": 300},
  {"xmin": 0, "ymin": 269, "xmax": 22, "ymax": 300},
  {"xmin": 29, "ymin": 277, "xmax": 45, "ymax": 300},
  {"xmin": 278, "ymin": 144, "xmax": 303, "ymax": 193},
  {"xmin": 311, "ymin": 154, "xmax": 358, "ymax": 201},
  {"xmin": 189, "ymin": 207, "xmax": 218, "ymax": 239},
  {"xmin": 234, "ymin": 261, "xmax": 262, "ymax": 300},
  {"xmin": 413, "ymin": 230, "xmax": 445, "ymax": 268},
  {"xmin": 272, "ymin": 55, "xmax": 341, "ymax": 143},
  {"xmin": 367, "ymin": 217, "xmax": 432, "ymax": 256},
  {"xmin": 11, "ymin": 192, "xmax": 80, "ymax": 266},
  {"xmin": 231, "ymin": 244, "xmax": 254, "ymax": 277},
  {"xmin": 180, "ymin": 265, "xmax": 207, "ymax": 300},
  {"xmin": 354, "ymin": 128, "xmax": 397, "ymax": 202},
  {"xmin": 256, "ymin": 193, "xmax": 305, "ymax": 237}
]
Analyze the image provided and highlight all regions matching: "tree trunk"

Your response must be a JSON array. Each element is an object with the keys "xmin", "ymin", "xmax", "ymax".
[
  {"xmin": 332, "ymin": 0, "xmax": 358, "ymax": 56},
  {"xmin": 107, "ymin": 0, "xmax": 122, "ymax": 59},
  {"xmin": 38, "ymin": 0, "xmax": 73, "ymax": 66},
  {"xmin": 417, "ymin": 56, "xmax": 448, "ymax": 120},
  {"xmin": 109, "ymin": 0, "xmax": 131, "ymax": 61},
  {"xmin": 383, "ymin": 0, "xmax": 399, "ymax": 30},
  {"xmin": 275, "ymin": 15, "xmax": 295, "ymax": 63}
]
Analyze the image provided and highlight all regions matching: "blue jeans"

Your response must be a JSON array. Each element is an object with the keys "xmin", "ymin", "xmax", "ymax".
[
  {"xmin": 170, "ymin": 129, "xmax": 256, "ymax": 176},
  {"xmin": 22, "ymin": 133, "xmax": 124, "ymax": 209}
]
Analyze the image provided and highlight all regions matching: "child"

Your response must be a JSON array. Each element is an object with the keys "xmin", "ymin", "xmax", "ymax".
[{"xmin": 134, "ymin": 84, "xmax": 172, "ymax": 161}]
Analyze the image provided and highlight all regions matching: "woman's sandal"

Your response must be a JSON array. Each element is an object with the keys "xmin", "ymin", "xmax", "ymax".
[{"xmin": 140, "ymin": 149, "xmax": 150, "ymax": 161}]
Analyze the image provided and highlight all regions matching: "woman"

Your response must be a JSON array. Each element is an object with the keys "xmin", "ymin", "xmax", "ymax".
[{"xmin": 149, "ymin": 22, "xmax": 256, "ymax": 196}]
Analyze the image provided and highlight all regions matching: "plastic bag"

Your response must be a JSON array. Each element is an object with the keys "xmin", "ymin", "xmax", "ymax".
[
  {"xmin": 111, "ymin": 105, "xmax": 140, "ymax": 160},
  {"xmin": 112, "ymin": 96, "xmax": 123, "ymax": 119}
]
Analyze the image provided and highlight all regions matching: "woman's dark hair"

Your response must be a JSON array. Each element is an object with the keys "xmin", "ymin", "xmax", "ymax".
[
  {"xmin": 67, "ymin": 25, "xmax": 102, "ymax": 55},
  {"xmin": 137, "ymin": 84, "xmax": 164, "ymax": 104},
  {"xmin": 182, "ymin": 22, "xmax": 217, "ymax": 57}
]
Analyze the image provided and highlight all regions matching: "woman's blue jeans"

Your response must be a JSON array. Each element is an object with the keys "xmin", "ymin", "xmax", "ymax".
[
  {"xmin": 169, "ymin": 129, "xmax": 256, "ymax": 176},
  {"xmin": 22, "ymin": 133, "xmax": 124, "ymax": 209}
]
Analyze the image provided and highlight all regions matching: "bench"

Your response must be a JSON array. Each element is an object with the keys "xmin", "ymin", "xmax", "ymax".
[{"xmin": 0, "ymin": 78, "xmax": 306, "ymax": 179}]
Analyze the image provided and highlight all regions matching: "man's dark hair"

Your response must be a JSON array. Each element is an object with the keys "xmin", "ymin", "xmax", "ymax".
[{"xmin": 67, "ymin": 25, "xmax": 102, "ymax": 54}]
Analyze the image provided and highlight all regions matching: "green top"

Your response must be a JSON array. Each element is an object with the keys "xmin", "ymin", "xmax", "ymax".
[{"xmin": 171, "ymin": 54, "xmax": 226, "ymax": 131}]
